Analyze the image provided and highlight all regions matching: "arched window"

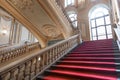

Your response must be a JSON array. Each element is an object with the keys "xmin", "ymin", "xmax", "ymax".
[
  {"xmin": 90, "ymin": 7, "xmax": 112, "ymax": 40},
  {"xmin": 68, "ymin": 13, "xmax": 77, "ymax": 28},
  {"xmin": 65, "ymin": 0, "xmax": 75, "ymax": 7}
]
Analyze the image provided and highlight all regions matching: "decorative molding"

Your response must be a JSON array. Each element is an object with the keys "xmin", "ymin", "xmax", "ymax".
[
  {"xmin": 7, "ymin": 0, "xmax": 34, "ymax": 12},
  {"xmin": 41, "ymin": 24, "xmax": 61, "ymax": 39}
]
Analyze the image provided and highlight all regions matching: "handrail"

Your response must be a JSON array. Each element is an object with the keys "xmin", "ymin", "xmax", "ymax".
[
  {"xmin": 55, "ymin": 0, "xmax": 79, "ymax": 35},
  {"xmin": 0, "ymin": 35, "xmax": 80, "ymax": 80},
  {"xmin": 55, "ymin": 0, "xmax": 74, "ymax": 28},
  {"xmin": 0, "ymin": 42, "xmax": 40, "ymax": 64},
  {"xmin": 114, "ymin": 28, "xmax": 120, "ymax": 50}
]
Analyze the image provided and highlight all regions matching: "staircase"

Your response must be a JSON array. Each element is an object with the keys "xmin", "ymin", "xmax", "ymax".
[{"xmin": 36, "ymin": 39, "xmax": 119, "ymax": 80}]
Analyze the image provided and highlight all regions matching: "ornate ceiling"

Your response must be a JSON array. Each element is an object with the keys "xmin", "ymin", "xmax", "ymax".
[
  {"xmin": 0, "ymin": 0, "xmax": 68, "ymax": 46},
  {"xmin": 7, "ymin": 0, "xmax": 55, "ymax": 31}
]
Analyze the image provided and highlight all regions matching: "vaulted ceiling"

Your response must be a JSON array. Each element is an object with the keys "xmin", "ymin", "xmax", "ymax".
[{"xmin": 0, "ymin": 0, "xmax": 73, "ymax": 47}]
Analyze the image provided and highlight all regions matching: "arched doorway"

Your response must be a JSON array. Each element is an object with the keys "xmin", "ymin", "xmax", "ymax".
[{"xmin": 89, "ymin": 5, "xmax": 112, "ymax": 40}]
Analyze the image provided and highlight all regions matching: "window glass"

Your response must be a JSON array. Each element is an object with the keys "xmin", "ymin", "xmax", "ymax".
[
  {"xmin": 90, "ymin": 7, "xmax": 112, "ymax": 40},
  {"xmin": 68, "ymin": 13, "xmax": 77, "ymax": 27},
  {"xmin": 97, "ymin": 26, "xmax": 106, "ymax": 35},
  {"xmin": 65, "ymin": 0, "xmax": 74, "ymax": 7},
  {"xmin": 108, "ymin": 34, "xmax": 113, "ymax": 39},
  {"xmin": 69, "ymin": 13, "xmax": 77, "ymax": 21},
  {"xmin": 91, "ymin": 20, "xmax": 95, "ymax": 27},
  {"xmin": 96, "ymin": 18, "xmax": 104, "ymax": 26},
  {"xmin": 93, "ymin": 37, "xmax": 97, "ymax": 40},
  {"xmin": 106, "ymin": 25, "xmax": 112, "ymax": 34},
  {"xmin": 92, "ymin": 28, "xmax": 96, "ymax": 37},
  {"xmin": 105, "ymin": 16, "xmax": 111, "ymax": 24},
  {"xmin": 98, "ymin": 35, "xmax": 106, "ymax": 40},
  {"xmin": 72, "ymin": 21, "xmax": 77, "ymax": 27},
  {"xmin": 95, "ymin": 12, "xmax": 104, "ymax": 17},
  {"xmin": 91, "ymin": 7, "xmax": 109, "ymax": 19}
]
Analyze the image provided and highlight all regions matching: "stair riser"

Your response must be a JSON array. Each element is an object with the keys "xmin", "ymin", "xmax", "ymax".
[
  {"xmin": 75, "ymin": 48, "xmax": 114, "ymax": 50},
  {"xmin": 50, "ymin": 66, "xmax": 116, "ymax": 76},
  {"xmin": 62, "ymin": 59, "xmax": 115, "ymax": 62},
  {"xmin": 56, "ymin": 62, "xmax": 116, "ymax": 68},
  {"xmin": 36, "ymin": 39, "xmax": 119, "ymax": 80},
  {"xmin": 44, "ymin": 71, "xmax": 104, "ymax": 80},
  {"xmin": 67, "ymin": 55, "xmax": 115, "ymax": 57},
  {"xmin": 71, "ymin": 51, "xmax": 117, "ymax": 53}
]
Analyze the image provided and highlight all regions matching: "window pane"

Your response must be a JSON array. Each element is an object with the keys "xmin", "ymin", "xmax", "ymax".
[
  {"xmin": 91, "ymin": 20, "xmax": 95, "ymax": 27},
  {"xmin": 65, "ymin": 0, "xmax": 74, "ymax": 7},
  {"xmin": 93, "ymin": 37, "xmax": 97, "ymax": 40},
  {"xmin": 70, "ymin": 17, "xmax": 75, "ymax": 21},
  {"xmin": 105, "ymin": 16, "xmax": 111, "ymax": 24},
  {"xmin": 98, "ymin": 35, "xmax": 106, "ymax": 40},
  {"xmin": 97, "ymin": 26, "xmax": 105, "ymax": 35},
  {"xmin": 108, "ymin": 34, "xmax": 113, "ymax": 39},
  {"xmin": 96, "ymin": 18, "xmax": 104, "ymax": 26},
  {"xmin": 106, "ymin": 25, "xmax": 112, "ymax": 34},
  {"xmin": 95, "ymin": 12, "xmax": 104, "ymax": 17},
  {"xmin": 90, "ymin": 7, "xmax": 111, "ymax": 40},
  {"xmin": 92, "ymin": 28, "xmax": 96, "ymax": 36},
  {"xmin": 69, "ymin": 13, "xmax": 77, "ymax": 21}
]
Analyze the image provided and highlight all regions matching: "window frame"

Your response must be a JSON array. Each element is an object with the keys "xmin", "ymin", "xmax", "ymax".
[{"xmin": 90, "ymin": 8, "xmax": 112, "ymax": 40}]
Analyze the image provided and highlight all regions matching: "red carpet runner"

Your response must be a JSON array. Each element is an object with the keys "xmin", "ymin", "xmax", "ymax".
[{"xmin": 37, "ymin": 39, "xmax": 119, "ymax": 80}]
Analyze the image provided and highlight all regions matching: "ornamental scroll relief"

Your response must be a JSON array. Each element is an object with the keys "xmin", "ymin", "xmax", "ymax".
[
  {"xmin": 7, "ymin": 0, "xmax": 34, "ymax": 11},
  {"xmin": 40, "ymin": 24, "xmax": 61, "ymax": 39}
]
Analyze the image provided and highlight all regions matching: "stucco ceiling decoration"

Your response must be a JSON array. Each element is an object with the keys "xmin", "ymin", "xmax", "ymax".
[
  {"xmin": 7, "ymin": 0, "xmax": 34, "ymax": 12},
  {"xmin": 41, "ymin": 24, "xmax": 61, "ymax": 39},
  {"xmin": 6, "ymin": 0, "xmax": 55, "ymax": 30}
]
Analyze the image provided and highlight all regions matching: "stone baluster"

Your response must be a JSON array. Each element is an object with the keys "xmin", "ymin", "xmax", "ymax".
[
  {"xmin": 0, "ymin": 42, "xmax": 40, "ymax": 64},
  {"xmin": 25, "ymin": 61, "xmax": 31, "ymax": 80},
  {"xmin": 30, "ymin": 58, "xmax": 36, "ymax": 79},
  {"xmin": 17, "ymin": 64, "xmax": 25, "ymax": 80},
  {"xmin": 0, "ymin": 35, "xmax": 81, "ymax": 80}
]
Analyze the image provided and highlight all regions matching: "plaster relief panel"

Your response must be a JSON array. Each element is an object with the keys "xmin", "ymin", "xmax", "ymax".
[
  {"xmin": 0, "ymin": 9, "xmax": 12, "ymax": 45},
  {"xmin": 7, "ymin": 0, "xmax": 34, "ymax": 11},
  {"xmin": 6, "ymin": 0, "xmax": 55, "ymax": 30},
  {"xmin": 41, "ymin": 24, "xmax": 62, "ymax": 39}
]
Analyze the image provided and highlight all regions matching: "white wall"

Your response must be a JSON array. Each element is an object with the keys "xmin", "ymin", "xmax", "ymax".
[{"xmin": 0, "ymin": 16, "xmax": 12, "ymax": 45}]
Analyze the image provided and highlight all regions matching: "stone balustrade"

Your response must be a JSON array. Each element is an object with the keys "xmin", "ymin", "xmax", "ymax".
[
  {"xmin": 0, "ymin": 35, "xmax": 81, "ymax": 80},
  {"xmin": 0, "ymin": 42, "xmax": 40, "ymax": 64}
]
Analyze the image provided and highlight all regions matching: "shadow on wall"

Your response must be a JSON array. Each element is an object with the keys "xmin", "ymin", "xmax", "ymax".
[{"xmin": 47, "ymin": 39, "xmax": 63, "ymax": 46}]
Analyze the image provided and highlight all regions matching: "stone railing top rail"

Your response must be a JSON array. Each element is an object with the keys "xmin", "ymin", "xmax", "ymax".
[{"xmin": 0, "ymin": 35, "xmax": 78, "ymax": 74}]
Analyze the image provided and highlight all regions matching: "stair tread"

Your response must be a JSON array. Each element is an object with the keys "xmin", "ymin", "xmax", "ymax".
[
  {"xmin": 52, "ymin": 64, "xmax": 116, "ymax": 72},
  {"xmin": 45, "ymin": 69, "xmax": 117, "ymax": 80},
  {"xmin": 36, "ymin": 39, "xmax": 119, "ymax": 80},
  {"xmin": 37, "ymin": 75, "xmax": 73, "ymax": 80},
  {"xmin": 64, "ymin": 57, "xmax": 118, "ymax": 59},
  {"xmin": 57, "ymin": 60, "xmax": 116, "ymax": 65},
  {"xmin": 68, "ymin": 53, "xmax": 119, "ymax": 55}
]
